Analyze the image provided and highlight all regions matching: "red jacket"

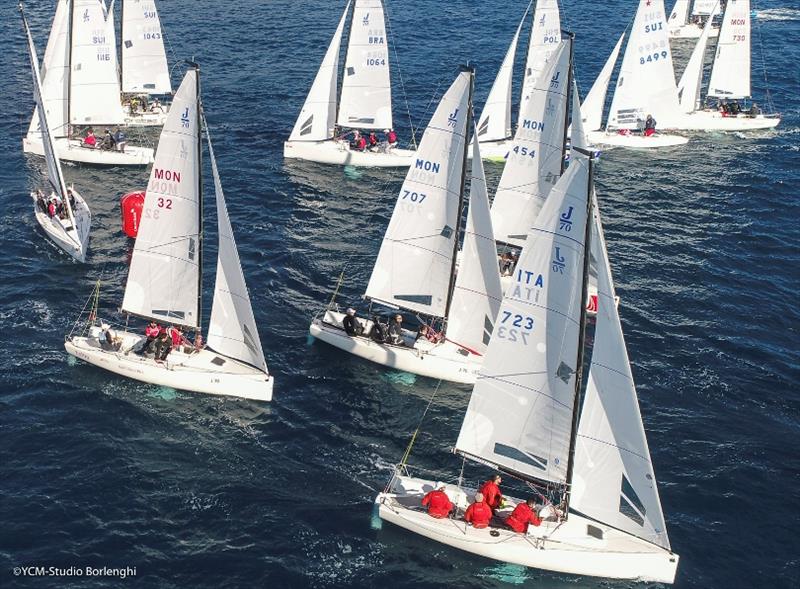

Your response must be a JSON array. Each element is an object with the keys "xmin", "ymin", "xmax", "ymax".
[
  {"xmin": 421, "ymin": 490, "xmax": 453, "ymax": 519},
  {"xmin": 505, "ymin": 502, "xmax": 541, "ymax": 533},
  {"xmin": 167, "ymin": 327, "xmax": 183, "ymax": 346},
  {"xmin": 479, "ymin": 480, "xmax": 502, "ymax": 510},
  {"xmin": 464, "ymin": 501, "xmax": 493, "ymax": 528},
  {"xmin": 387, "ymin": 130, "xmax": 397, "ymax": 144},
  {"xmin": 145, "ymin": 324, "xmax": 160, "ymax": 338}
]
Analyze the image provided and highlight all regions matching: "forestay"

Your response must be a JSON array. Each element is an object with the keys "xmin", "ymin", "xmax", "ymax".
[
  {"xmin": 446, "ymin": 133, "xmax": 503, "ymax": 355},
  {"xmin": 581, "ymin": 33, "xmax": 625, "ymax": 132},
  {"xmin": 337, "ymin": 0, "xmax": 392, "ymax": 130},
  {"xmin": 70, "ymin": 0, "xmax": 125, "ymax": 125},
  {"xmin": 607, "ymin": 0, "xmax": 683, "ymax": 129},
  {"xmin": 364, "ymin": 70, "xmax": 471, "ymax": 319},
  {"xmin": 678, "ymin": 4, "xmax": 718, "ymax": 112},
  {"xmin": 456, "ymin": 141, "xmax": 591, "ymax": 486},
  {"xmin": 571, "ymin": 203, "xmax": 671, "ymax": 551},
  {"xmin": 288, "ymin": 1, "xmax": 351, "ymax": 141},
  {"xmin": 490, "ymin": 41, "xmax": 570, "ymax": 249},
  {"xmin": 122, "ymin": 70, "xmax": 200, "ymax": 328},
  {"xmin": 707, "ymin": 0, "xmax": 750, "ymax": 99},
  {"xmin": 121, "ymin": 0, "xmax": 172, "ymax": 94},
  {"xmin": 518, "ymin": 0, "xmax": 561, "ymax": 130},
  {"xmin": 205, "ymin": 126, "xmax": 269, "ymax": 373}
]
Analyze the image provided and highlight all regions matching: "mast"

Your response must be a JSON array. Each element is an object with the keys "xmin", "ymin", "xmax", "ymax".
[
  {"xmin": 559, "ymin": 32, "xmax": 574, "ymax": 174},
  {"xmin": 67, "ymin": 0, "xmax": 74, "ymax": 135},
  {"xmin": 442, "ymin": 64, "xmax": 474, "ymax": 330},
  {"xmin": 193, "ymin": 61, "xmax": 204, "ymax": 332},
  {"xmin": 333, "ymin": 0, "xmax": 355, "ymax": 130},
  {"xmin": 119, "ymin": 0, "xmax": 124, "ymax": 88},
  {"xmin": 563, "ymin": 146, "xmax": 597, "ymax": 518}
]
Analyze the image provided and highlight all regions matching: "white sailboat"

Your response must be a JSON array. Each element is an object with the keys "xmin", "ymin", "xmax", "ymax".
[
  {"xmin": 584, "ymin": 0, "xmax": 689, "ymax": 148},
  {"xmin": 65, "ymin": 66, "xmax": 273, "ymax": 401},
  {"xmin": 375, "ymin": 96, "xmax": 679, "ymax": 584},
  {"xmin": 309, "ymin": 67, "xmax": 503, "ymax": 385},
  {"xmin": 283, "ymin": 0, "xmax": 415, "ymax": 167},
  {"xmin": 120, "ymin": 0, "xmax": 173, "ymax": 127},
  {"xmin": 475, "ymin": 0, "xmax": 562, "ymax": 162},
  {"xmin": 670, "ymin": 0, "xmax": 780, "ymax": 131},
  {"xmin": 22, "ymin": 0, "xmax": 154, "ymax": 166},
  {"xmin": 668, "ymin": 0, "xmax": 720, "ymax": 39},
  {"xmin": 22, "ymin": 3, "xmax": 90, "ymax": 263}
]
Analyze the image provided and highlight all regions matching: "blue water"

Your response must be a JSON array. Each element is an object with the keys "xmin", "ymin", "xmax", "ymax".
[{"xmin": 1, "ymin": 1, "xmax": 798, "ymax": 588}]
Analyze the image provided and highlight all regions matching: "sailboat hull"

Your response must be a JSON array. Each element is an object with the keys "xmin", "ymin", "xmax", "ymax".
[
  {"xmin": 474, "ymin": 139, "xmax": 512, "ymax": 163},
  {"xmin": 23, "ymin": 135, "xmax": 154, "ymax": 166},
  {"xmin": 65, "ymin": 330, "xmax": 273, "ymax": 402},
  {"xmin": 31, "ymin": 190, "xmax": 90, "ymax": 262},
  {"xmin": 309, "ymin": 311, "xmax": 482, "ymax": 384},
  {"xmin": 670, "ymin": 110, "xmax": 781, "ymax": 131},
  {"xmin": 587, "ymin": 130, "xmax": 689, "ymax": 148},
  {"xmin": 283, "ymin": 139, "xmax": 415, "ymax": 168},
  {"xmin": 376, "ymin": 474, "xmax": 679, "ymax": 584},
  {"xmin": 123, "ymin": 108, "xmax": 169, "ymax": 127},
  {"xmin": 669, "ymin": 23, "xmax": 719, "ymax": 38}
]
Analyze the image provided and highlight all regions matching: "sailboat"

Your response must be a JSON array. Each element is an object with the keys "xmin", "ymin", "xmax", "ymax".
[
  {"xmin": 65, "ymin": 66, "xmax": 273, "ymax": 401},
  {"xmin": 668, "ymin": 0, "xmax": 720, "ymax": 39},
  {"xmin": 283, "ymin": 0, "xmax": 416, "ymax": 167},
  {"xmin": 375, "ymin": 87, "xmax": 679, "ymax": 584},
  {"xmin": 22, "ymin": 0, "xmax": 155, "ymax": 166},
  {"xmin": 309, "ymin": 66, "xmax": 503, "ymax": 385},
  {"xmin": 584, "ymin": 0, "xmax": 689, "ymax": 148},
  {"xmin": 475, "ymin": 0, "xmax": 562, "ymax": 162},
  {"xmin": 119, "ymin": 0, "xmax": 173, "ymax": 127},
  {"xmin": 22, "ymin": 4, "xmax": 90, "ymax": 263},
  {"xmin": 670, "ymin": 0, "xmax": 780, "ymax": 131}
]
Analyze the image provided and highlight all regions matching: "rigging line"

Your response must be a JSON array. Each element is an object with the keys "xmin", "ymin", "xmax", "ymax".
[
  {"xmin": 383, "ymin": 0, "xmax": 417, "ymax": 149},
  {"xmin": 752, "ymin": 1, "xmax": 775, "ymax": 113},
  {"xmin": 398, "ymin": 379, "xmax": 444, "ymax": 468}
]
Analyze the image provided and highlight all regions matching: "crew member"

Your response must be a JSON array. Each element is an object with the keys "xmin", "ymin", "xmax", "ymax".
[
  {"xmin": 421, "ymin": 486, "xmax": 453, "ymax": 519},
  {"xmin": 138, "ymin": 321, "xmax": 161, "ymax": 355},
  {"xmin": 83, "ymin": 128, "xmax": 97, "ymax": 148},
  {"xmin": 342, "ymin": 308, "xmax": 363, "ymax": 337},
  {"xmin": 479, "ymin": 474, "xmax": 503, "ymax": 511},
  {"xmin": 114, "ymin": 127, "xmax": 127, "ymax": 153},
  {"xmin": 386, "ymin": 128, "xmax": 398, "ymax": 146},
  {"xmin": 388, "ymin": 314, "xmax": 405, "ymax": 346},
  {"xmin": 464, "ymin": 492, "xmax": 492, "ymax": 528},
  {"xmin": 505, "ymin": 497, "xmax": 542, "ymax": 533},
  {"xmin": 643, "ymin": 114, "xmax": 657, "ymax": 137}
]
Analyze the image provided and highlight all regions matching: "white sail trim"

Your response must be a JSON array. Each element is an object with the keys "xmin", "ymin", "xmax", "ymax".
[
  {"xmin": 607, "ymin": 0, "xmax": 683, "ymax": 129},
  {"xmin": 571, "ymin": 203, "xmax": 671, "ymax": 551},
  {"xmin": 667, "ymin": 0, "xmax": 689, "ymax": 28},
  {"xmin": 677, "ymin": 3, "xmax": 718, "ymax": 112},
  {"xmin": 491, "ymin": 41, "xmax": 570, "ymax": 249},
  {"xmin": 364, "ymin": 70, "xmax": 471, "ymax": 319},
  {"xmin": 707, "ymin": 0, "xmax": 750, "ymax": 99},
  {"xmin": 205, "ymin": 126, "xmax": 269, "ymax": 374},
  {"xmin": 518, "ymin": 0, "xmax": 562, "ymax": 130},
  {"xmin": 122, "ymin": 70, "xmax": 200, "ymax": 328},
  {"xmin": 456, "ymin": 150, "xmax": 591, "ymax": 486},
  {"xmin": 447, "ymin": 131, "xmax": 503, "ymax": 355},
  {"xmin": 28, "ymin": 0, "xmax": 70, "ymax": 139},
  {"xmin": 581, "ymin": 33, "xmax": 625, "ymax": 132},
  {"xmin": 288, "ymin": 1, "xmax": 351, "ymax": 141},
  {"xmin": 337, "ymin": 0, "xmax": 392, "ymax": 131},
  {"xmin": 121, "ymin": 0, "xmax": 172, "ymax": 94},
  {"xmin": 476, "ymin": 5, "xmax": 528, "ymax": 143}
]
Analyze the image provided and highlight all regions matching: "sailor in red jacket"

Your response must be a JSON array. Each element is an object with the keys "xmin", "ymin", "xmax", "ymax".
[
  {"xmin": 464, "ymin": 492, "xmax": 493, "ymax": 528},
  {"xmin": 479, "ymin": 474, "xmax": 503, "ymax": 511},
  {"xmin": 421, "ymin": 486, "xmax": 453, "ymax": 519},
  {"xmin": 505, "ymin": 497, "xmax": 542, "ymax": 533}
]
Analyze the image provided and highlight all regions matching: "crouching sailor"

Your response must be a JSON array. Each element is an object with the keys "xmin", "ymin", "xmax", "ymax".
[
  {"xmin": 505, "ymin": 497, "xmax": 542, "ymax": 533},
  {"xmin": 421, "ymin": 486, "xmax": 453, "ymax": 519},
  {"xmin": 464, "ymin": 492, "xmax": 492, "ymax": 528}
]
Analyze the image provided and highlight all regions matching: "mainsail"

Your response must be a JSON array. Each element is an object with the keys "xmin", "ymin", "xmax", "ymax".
[
  {"xmin": 121, "ymin": 0, "xmax": 172, "ymax": 94},
  {"xmin": 707, "ymin": 0, "xmax": 750, "ymax": 99},
  {"xmin": 364, "ymin": 69, "xmax": 471, "ymax": 318},
  {"xmin": 337, "ymin": 0, "xmax": 392, "ymax": 130},
  {"xmin": 517, "ymin": 0, "xmax": 562, "ymax": 130},
  {"xmin": 580, "ymin": 33, "xmax": 625, "ymax": 132},
  {"xmin": 122, "ymin": 70, "xmax": 200, "ymax": 327},
  {"xmin": 490, "ymin": 40, "xmax": 570, "ymax": 249}
]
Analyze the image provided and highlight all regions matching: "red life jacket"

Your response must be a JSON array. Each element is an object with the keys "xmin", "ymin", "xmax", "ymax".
[
  {"xmin": 505, "ymin": 502, "xmax": 541, "ymax": 533},
  {"xmin": 168, "ymin": 327, "xmax": 182, "ymax": 345},
  {"xmin": 464, "ymin": 501, "xmax": 493, "ymax": 528},
  {"xmin": 84, "ymin": 134, "xmax": 96, "ymax": 147},
  {"xmin": 422, "ymin": 490, "xmax": 453, "ymax": 519},
  {"xmin": 479, "ymin": 480, "xmax": 502, "ymax": 509},
  {"xmin": 145, "ymin": 324, "xmax": 160, "ymax": 337},
  {"xmin": 357, "ymin": 136, "xmax": 367, "ymax": 150},
  {"xmin": 387, "ymin": 131, "xmax": 397, "ymax": 143}
]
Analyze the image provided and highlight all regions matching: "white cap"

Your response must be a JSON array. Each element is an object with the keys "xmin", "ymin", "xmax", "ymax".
[{"xmin": 474, "ymin": 492, "xmax": 484, "ymax": 502}]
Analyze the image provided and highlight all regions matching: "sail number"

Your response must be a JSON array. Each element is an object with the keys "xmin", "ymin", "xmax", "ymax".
[
  {"xmin": 511, "ymin": 146, "xmax": 536, "ymax": 158},
  {"xmin": 644, "ymin": 22, "xmax": 663, "ymax": 33},
  {"xmin": 640, "ymin": 51, "xmax": 668, "ymax": 65},
  {"xmin": 366, "ymin": 58, "xmax": 387, "ymax": 66},
  {"xmin": 157, "ymin": 198, "xmax": 173, "ymax": 209},
  {"xmin": 402, "ymin": 190, "xmax": 426, "ymax": 203},
  {"xmin": 143, "ymin": 32, "xmax": 162, "ymax": 40},
  {"xmin": 496, "ymin": 311, "xmax": 534, "ymax": 344}
]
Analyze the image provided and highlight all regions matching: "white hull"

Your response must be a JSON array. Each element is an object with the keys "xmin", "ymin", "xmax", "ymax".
[
  {"xmin": 587, "ymin": 130, "xmax": 689, "ymax": 149},
  {"xmin": 474, "ymin": 139, "xmax": 512, "ymax": 163},
  {"xmin": 670, "ymin": 110, "xmax": 781, "ymax": 131},
  {"xmin": 23, "ymin": 135, "xmax": 154, "ymax": 166},
  {"xmin": 65, "ymin": 329, "xmax": 273, "ymax": 401},
  {"xmin": 283, "ymin": 139, "xmax": 415, "ymax": 168},
  {"xmin": 377, "ymin": 474, "xmax": 679, "ymax": 584},
  {"xmin": 32, "ymin": 189, "xmax": 90, "ymax": 262},
  {"xmin": 669, "ymin": 23, "xmax": 719, "ymax": 38},
  {"xmin": 309, "ymin": 311, "xmax": 482, "ymax": 384},
  {"xmin": 123, "ymin": 109, "xmax": 169, "ymax": 127}
]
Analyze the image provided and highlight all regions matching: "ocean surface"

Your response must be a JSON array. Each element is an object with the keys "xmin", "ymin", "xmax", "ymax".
[{"xmin": 1, "ymin": 1, "xmax": 798, "ymax": 587}]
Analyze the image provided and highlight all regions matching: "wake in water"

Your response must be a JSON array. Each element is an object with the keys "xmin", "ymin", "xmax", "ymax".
[{"xmin": 757, "ymin": 8, "xmax": 800, "ymax": 21}]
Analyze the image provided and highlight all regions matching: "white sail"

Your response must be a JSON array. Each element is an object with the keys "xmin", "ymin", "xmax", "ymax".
[
  {"xmin": 667, "ymin": 0, "xmax": 690, "ymax": 27},
  {"xmin": 490, "ymin": 41, "xmax": 570, "ymax": 249},
  {"xmin": 337, "ymin": 0, "xmax": 392, "ymax": 130},
  {"xmin": 456, "ymin": 146, "xmax": 591, "ymax": 485},
  {"xmin": 28, "ymin": 0, "xmax": 70, "ymax": 139},
  {"xmin": 518, "ymin": 0, "xmax": 562, "ymax": 130},
  {"xmin": 571, "ymin": 204, "xmax": 671, "ymax": 551},
  {"xmin": 677, "ymin": 4, "xmax": 718, "ymax": 112},
  {"xmin": 288, "ymin": 2, "xmax": 350, "ymax": 141},
  {"xmin": 364, "ymin": 69, "xmax": 471, "ymax": 318},
  {"xmin": 476, "ymin": 6, "xmax": 528, "ymax": 143},
  {"xmin": 447, "ymin": 132, "xmax": 503, "ymax": 355},
  {"xmin": 69, "ymin": 0, "xmax": 125, "ymax": 125},
  {"xmin": 122, "ymin": 70, "xmax": 200, "ymax": 328},
  {"xmin": 580, "ymin": 33, "xmax": 625, "ymax": 132},
  {"xmin": 205, "ymin": 127, "xmax": 269, "ymax": 373},
  {"xmin": 121, "ymin": 0, "xmax": 172, "ymax": 94},
  {"xmin": 692, "ymin": 0, "xmax": 717, "ymax": 15},
  {"xmin": 607, "ymin": 0, "xmax": 682, "ymax": 129},
  {"xmin": 707, "ymin": 0, "xmax": 750, "ymax": 99}
]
